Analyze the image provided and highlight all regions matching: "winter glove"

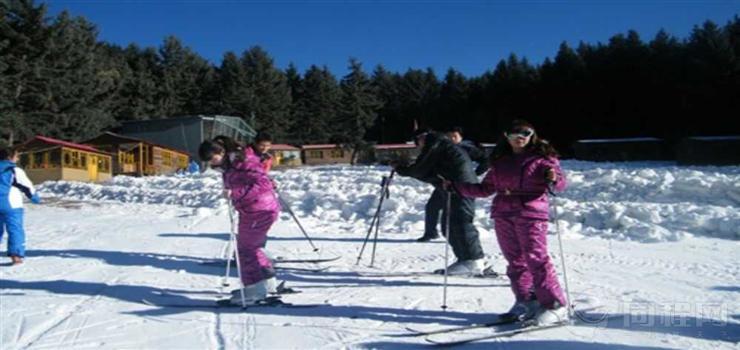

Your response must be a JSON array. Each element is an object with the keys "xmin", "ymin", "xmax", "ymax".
[
  {"xmin": 441, "ymin": 180, "xmax": 453, "ymax": 191},
  {"xmin": 31, "ymin": 193, "xmax": 41, "ymax": 204},
  {"xmin": 545, "ymin": 168, "xmax": 557, "ymax": 183}
]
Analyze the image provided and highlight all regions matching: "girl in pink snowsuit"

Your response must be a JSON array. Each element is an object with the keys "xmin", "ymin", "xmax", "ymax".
[
  {"xmin": 199, "ymin": 137, "xmax": 280, "ymax": 300},
  {"xmin": 450, "ymin": 119, "xmax": 568, "ymax": 325}
]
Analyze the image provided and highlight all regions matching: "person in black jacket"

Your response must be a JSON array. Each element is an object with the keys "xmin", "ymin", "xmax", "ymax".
[
  {"xmin": 393, "ymin": 130, "xmax": 487, "ymax": 275},
  {"xmin": 448, "ymin": 126, "xmax": 490, "ymax": 176},
  {"xmin": 418, "ymin": 127, "xmax": 489, "ymax": 243}
]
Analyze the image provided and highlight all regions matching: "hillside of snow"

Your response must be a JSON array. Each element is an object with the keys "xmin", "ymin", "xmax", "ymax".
[
  {"xmin": 1, "ymin": 162, "xmax": 738, "ymax": 349},
  {"xmin": 38, "ymin": 161, "xmax": 740, "ymax": 242}
]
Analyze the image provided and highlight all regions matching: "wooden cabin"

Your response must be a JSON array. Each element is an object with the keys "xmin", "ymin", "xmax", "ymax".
[
  {"xmin": 373, "ymin": 143, "xmax": 419, "ymax": 165},
  {"xmin": 84, "ymin": 132, "xmax": 190, "ymax": 176},
  {"xmin": 269, "ymin": 144, "xmax": 302, "ymax": 168},
  {"xmin": 301, "ymin": 144, "xmax": 354, "ymax": 165},
  {"xmin": 573, "ymin": 138, "xmax": 671, "ymax": 161},
  {"xmin": 16, "ymin": 136, "xmax": 113, "ymax": 183},
  {"xmin": 676, "ymin": 136, "xmax": 740, "ymax": 165}
]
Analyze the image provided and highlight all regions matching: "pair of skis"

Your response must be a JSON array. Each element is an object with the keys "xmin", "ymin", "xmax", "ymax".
[
  {"xmin": 425, "ymin": 321, "xmax": 569, "ymax": 345},
  {"xmin": 199, "ymin": 255, "xmax": 341, "ymax": 267},
  {"xmin": 359, "ymin": 266, "xmax": 502, "ymax": 279},
  {"xmin": 397, "ymin": 305, "xmax": 606, "ymax": 346},
  {"xmin": 142, "ymin": 280, "xmax": 323, "ymax": 309},
  {"xmin": 142, "ymin": 296, "xmax": 325, "ymax": 309}
]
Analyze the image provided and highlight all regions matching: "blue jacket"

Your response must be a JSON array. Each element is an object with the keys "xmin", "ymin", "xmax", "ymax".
[{"xmin": 0, "ymin": 160, "xmax": 40, "ymax": 210}]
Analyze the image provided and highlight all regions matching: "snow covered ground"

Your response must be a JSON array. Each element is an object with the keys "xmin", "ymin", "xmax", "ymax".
[{"xmin": 1, "ymin": 162, "xmax": 738, "ymax": 349}]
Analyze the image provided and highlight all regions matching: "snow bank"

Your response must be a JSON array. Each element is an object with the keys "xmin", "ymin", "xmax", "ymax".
[
  {"xmin": 38, "ymin": 162, "xmax": 740, "ymax": 242},
  {"xmin": 38, "ymin": 171, "xmax": 228, "ymax": 208}
]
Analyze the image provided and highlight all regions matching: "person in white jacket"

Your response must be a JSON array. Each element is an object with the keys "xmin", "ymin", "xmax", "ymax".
[{"xmin": 0, "ymin": 147, "xmax": 40, "ymax": 265}]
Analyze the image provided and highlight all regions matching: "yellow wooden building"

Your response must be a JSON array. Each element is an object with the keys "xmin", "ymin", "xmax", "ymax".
[
  {"xmin": 373, "ymin": 143, "xmax": 419, "ymax": 164},
  {"xmin": 84, "ymin": 132, "xmax": 189, "ymax": 176},
  {"xmin": 301, "ymin": 144, "xmax": 354, "ymax": 165},
  {"xmin": 269, "ymin": 144, "xmax": 302, "ymax": 167},
  {"xmin": 17, "ymin": 136, "xmax": 113, "ymax": 183}
]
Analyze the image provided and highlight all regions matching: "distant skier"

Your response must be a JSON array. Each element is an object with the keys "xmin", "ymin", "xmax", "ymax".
[
  {"xmin": 417, "ymin": 126, "xmax": 488, "ymax": 242},
  {"xmin": 186, "ymin": 159, "xmax": 200, "ymax": 174},
  {"xmin": 251, "ymin": 131, "xmax": 274, "ymax": 173},
  {"xmin": 447, "ymin": 126, "xmax": 489, "ymax": 176},
  {"xmin": 445, "ymin": 119, "xmax": 568, "ymax": 326},
  {"xmin": 0, "ymin": 147, "xmax": 41, "ymax": 265},
  {"xmin": 393, "ymin": 129, "xmax": 488, "ymax": 275},
  {"xmin": 199, "ymin": 136, "xmax": 281, "ymax": 305}
]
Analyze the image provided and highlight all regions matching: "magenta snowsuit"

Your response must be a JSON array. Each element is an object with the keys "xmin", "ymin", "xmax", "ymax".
[
  {"xmin": 454, "ymin": 151, "xmax": 567, "ymax": 308},
  {"xmin": 222, "ymin": 147, "xmax": 281, "ymax": 286}
]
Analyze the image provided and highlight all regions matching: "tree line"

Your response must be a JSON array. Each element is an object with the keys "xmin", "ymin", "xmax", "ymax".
[{"xmin": 2, "ymin": 0, "xmax": 738, "ymax": 154}]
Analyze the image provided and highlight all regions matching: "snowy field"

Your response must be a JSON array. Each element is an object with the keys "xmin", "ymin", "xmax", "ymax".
[{"xmin": 1, "ymin": 162, "xmax": 738, "ymax": 349}]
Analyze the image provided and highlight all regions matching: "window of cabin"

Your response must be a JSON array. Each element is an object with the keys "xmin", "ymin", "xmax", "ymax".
[
  {"xmin": 98, "ymin": 157, "xmax": 110, "ymax": 173},
  {"xmin": 63, "ymin": 150, "xmax": 72, "ymax": 167},
  {"xmin": 49, "ymin": 149, "xmax": 61, "ymax": 168},
  {"xmin": 177, "ymin": 155, "xmax": 188, "ymax": 168},
  {"xmin": 31, "ymin": 152, "xmax": 44, "ymax": 169},
  {"xmin": 147, "ymin": 146, "xmax": 154, "ymax": 165},
  {"xmin": 71, "ymin": 151, "xmax": 80, "ymax": 168},
  {"xmin": 162, "ymin": 151, "xmax": 173, "ymax": 166},
  {"xmin": 330, "ymin": 149, "xmax": 344, "ymax": 158},
  {"xmin": 309, "ymin": 150, "xmax": 323, "ymax": 159},
  {"xmin": 19, "ymin": 154, "xmax": 30, "ymax": 168},
  {"xmin": 80, "ymin": 153, "xmax": 87, "ymax": 168}
]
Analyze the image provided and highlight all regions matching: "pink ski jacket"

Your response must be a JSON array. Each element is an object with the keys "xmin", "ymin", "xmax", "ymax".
[
  {"xmin": 454, "ymin": 151, "xmax": 566, "ymax": 219},
  {"xmin": 223, "ymin": 147, "xmax": 280, "ymax": 213}
]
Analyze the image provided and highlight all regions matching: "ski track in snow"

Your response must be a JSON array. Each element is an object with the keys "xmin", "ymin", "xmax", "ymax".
[
  {"xmin": 16, "ymin": 276, "xmax": 118, "ymax": 349},
  {"xmin": 2, "ymin": 163, "xmax": 738, "ymax": 349}
]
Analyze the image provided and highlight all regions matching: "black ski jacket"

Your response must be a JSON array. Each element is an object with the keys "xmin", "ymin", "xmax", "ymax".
[
  {"xmin": 457, "ymin": 140, "xmax": 489, "ymax": 176},
  {"xmin": 395, "ymin": 132, "xmax": 479, "ymax": 185}
]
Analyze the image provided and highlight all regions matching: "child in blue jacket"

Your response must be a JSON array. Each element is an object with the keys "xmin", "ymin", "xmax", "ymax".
[{"xmin": 0, "ymin": 147, "xmax": 40, "ymax": 265}]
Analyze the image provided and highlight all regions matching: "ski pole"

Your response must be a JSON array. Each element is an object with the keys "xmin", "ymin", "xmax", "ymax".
[
  {"xmin": 441, "ymin": 189, "xmax": 452, "ymax": 310},
  {"xmin": 549, "ymin": 183, "xmax": 573, "ymax": 320},
  {"xmin": 356, "ymin": 170, "xmax": 394, "ymax": 265},
  {"xmin": 356, "ymin": 202, "xmax": 381, "ymax": 265},
  {"xmin": 369, "ymin": 172, "xmax": 393, "ymax": 267},
  {"xmin": 222, "ymin": 205, "xmax": 235, "ymax": 288},
  {"xmin": 226, "ymin": 202, "xmax": 247, "ymax": 308},
  {"xmin": 276, "ymin": 191, "xmax": 320, "ymax": 252}
]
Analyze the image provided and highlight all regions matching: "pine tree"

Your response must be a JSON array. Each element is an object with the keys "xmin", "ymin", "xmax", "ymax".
[
  {"xmin": 291, "ymin": 65, "xmax": 340, "ymax": 144},
  {"xmin": 43, "ymin": 11, "xmax": 117, "ymax": 140},
  {"xmin": 436, "ymin": 68, "xmax": 469, "ymax": 131},
  {"xmin": 239, "ymin": 46, "xmax": 292, "ymax": 138},
  {"xmin": 685, "ymin": 21, "xmax": 736, "ymax": 136},
  {"xmin": 284, "ymin": 62, "xmax": 303, "ymax": 143},
  {"xmin": 156, "ymin": 35, "xmax": 211, "ymax": 117},
  {"xmin": 725, "ymin": 15, "xmax": 740, "ymax": 65},
  {"xmin": 215, "ymin": 51, "xmax": 248, "ymax": 117},
  {"xmin": 335, "ymin": 58, "xmax": 382, "ymax": 162},
  {"xmin": 399, "ymin": 68, "xmax": 439, "ymax": 134},
  {"xmin": 538, "ymin": 42, "xmax": 587, "ymax": 140},
  {"xmin": 1, "ymin": 3, "xmax": 118, "ymax": 142},
  {"xmin": 487, "ymin": 54, "xmax": 538, "ymax": 131},
  {"xmin": 0, "ymin": 0, "xmax": 49, "ymax": 144},
  {"xmin": 370, "ymin": 64, "xmax": 403, "ymax": 143}
]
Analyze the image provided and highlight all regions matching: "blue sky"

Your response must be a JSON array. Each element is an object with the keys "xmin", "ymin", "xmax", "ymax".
[{"xmin": 45, "ymin": 1, "xmax": 739, "ymax": 77}]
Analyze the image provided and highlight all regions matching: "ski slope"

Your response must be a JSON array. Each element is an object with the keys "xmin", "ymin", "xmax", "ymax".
[{"xmin": 1, "ymin": 163, "xmax": 738, "ymax": 349}]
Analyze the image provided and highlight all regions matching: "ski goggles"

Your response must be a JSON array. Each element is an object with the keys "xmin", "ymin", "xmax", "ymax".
[{"xmin": 505, "ymin": 128, "xmax": 534, "ymax": 139}]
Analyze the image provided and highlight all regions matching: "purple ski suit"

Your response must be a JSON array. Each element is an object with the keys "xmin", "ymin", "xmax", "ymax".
[
  {"xmin": 223, "ymin": 147, "xmax": 281, "ymax": 286},
  {"xmin": 454, "ymin": 151, "xmax": 567, "ymax": 308}
]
